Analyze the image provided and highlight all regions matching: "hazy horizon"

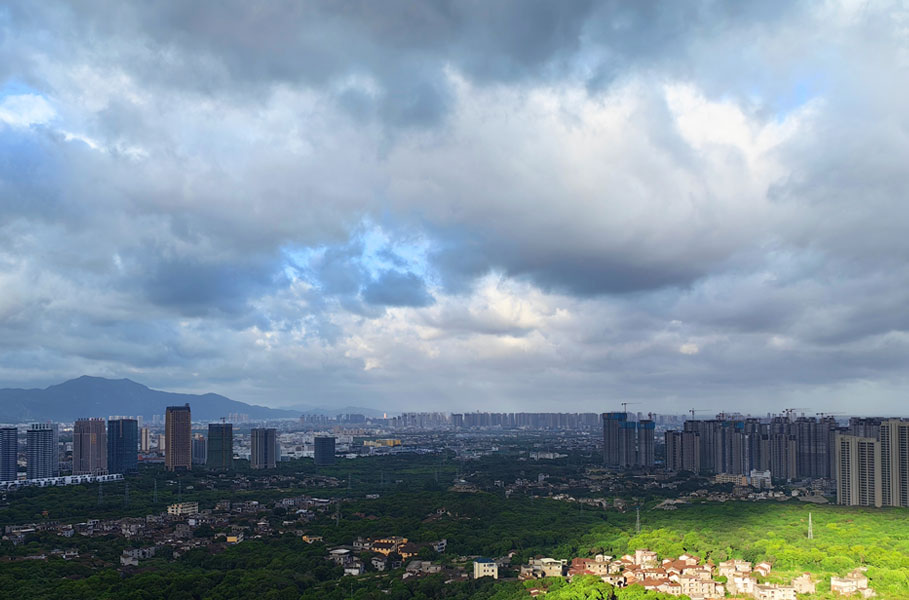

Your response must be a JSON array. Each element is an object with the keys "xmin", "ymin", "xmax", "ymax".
[{"xmin": 3, "ymin": 2, "xmax": 909, "ymax": 414}]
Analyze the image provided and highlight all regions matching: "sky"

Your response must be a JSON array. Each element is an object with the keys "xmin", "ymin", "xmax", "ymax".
[{"xmin": 1, "ymin": 1, "xmax": 908, "ymax": 415}]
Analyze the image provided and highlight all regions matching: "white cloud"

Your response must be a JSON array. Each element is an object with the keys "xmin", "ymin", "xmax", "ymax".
[{"xmin": 0, "ymin": 94, "xmax": 56, "ymax": 127}]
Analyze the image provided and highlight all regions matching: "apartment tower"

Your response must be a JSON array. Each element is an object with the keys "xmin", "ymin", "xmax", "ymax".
[
  {"xmin": 207, "ymin": 423, "xmax": 233, "ymax": 470},
  {"xmin": 107, "ymin": 418, "xmax": 138, "ymax": 474},
  {"xmin": 0, "ymin": 427, "xmax": 17, "ymax": 482},
  {"xmin": 250, "ymin": 428, "xmax": 277, "ymax": 469},
  {"xmin": 165, "ymin": 404, "xmax": 192, "ymax": 471}
]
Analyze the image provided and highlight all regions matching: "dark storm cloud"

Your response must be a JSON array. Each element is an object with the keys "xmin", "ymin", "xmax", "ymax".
[
  {"xmin": 143, "ymin": 257, "xmax": 284, "ymax": 317},
  {"xmin": 2, "ymin": 0, "xmax": 800, "ymax": 128},
  {"xmin": 362, "ymin": 270, "xmax": 434, "ymax": 307}
]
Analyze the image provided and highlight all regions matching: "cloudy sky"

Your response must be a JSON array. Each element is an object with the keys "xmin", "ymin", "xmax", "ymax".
[{"xmin": 1, "ymin": 1, "xmax": 908, "ymax": 415}]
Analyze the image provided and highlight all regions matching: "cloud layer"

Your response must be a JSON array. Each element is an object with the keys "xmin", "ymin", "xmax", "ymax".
[{"xmin": 2, "ymin": 0, "xmax": 908, "ymax": 414}]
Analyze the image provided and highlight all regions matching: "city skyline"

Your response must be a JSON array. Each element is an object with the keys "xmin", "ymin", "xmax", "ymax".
[{"xmin": 3, "ymin": 2, "xmax": 909, "ymax": 414}]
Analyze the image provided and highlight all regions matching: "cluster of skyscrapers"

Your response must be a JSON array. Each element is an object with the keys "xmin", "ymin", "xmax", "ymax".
[
  {"xmin": 655, "ymin": 414, "xmax": 909, "ymax": 508},
  {"xmin": 663, "ymin": 415, "xmax": 839, "ymax": 480},
  {"xmin": 0, "ymin": 401, "xmax": 338, "ymax": 481},
  {"xmin": 0, "ymin": 418, "xmax": 138, "ymax": 482},
  {"xmin": 450, "ymin": 412, "xmax": 601, "ymax": 430},
  {"xmin": 160, "ymin": 407, "xmax": 278, "ymax": 471},
  {"xmin": 602, "ymin": 412, "xmax": 655, "ymax": 468}
]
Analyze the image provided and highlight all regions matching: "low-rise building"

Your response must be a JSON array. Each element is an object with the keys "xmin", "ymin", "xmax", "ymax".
[
  {"xmin": 754, "ymin": 584, "xmax": 797, "ymax": 600},
  {"xmin": 167, "ymin": 502, "xmax": 199, "ymax": 516},
  {"xmin": 520, "ymin": 557, "xmax": 567, "ymax": 579},
  {"xmin": 831, "ymin": 568, "xmax": 875, "ymax": 597},
  {"xmin": 474, "ymin": 558, "xmax": 498, "ymax": 579},
  {"xmin": 406, "ymin": 560, "xmax": 441, "ymax": 574},
  {"xmin": 792, "ymin": 573, "xmax": 816, "ymax": 594},
  {"xmin": 678, "ymin": 575, "xmax": 724, "ymax": 599},
  {"xmin": 634, "ymin": 549, "xmax": 658, "ymax": 567}
]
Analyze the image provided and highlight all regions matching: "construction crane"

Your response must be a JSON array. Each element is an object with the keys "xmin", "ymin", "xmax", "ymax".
[
  {"xmin": 621, "ymin": 402, "xmax": 639, "ymax": 417},
  {"xmin": 783, "ymin": 408, "xmax": 810, "ymax": 420},
  {"xmin": 688, "ymin": 408, "xmax": 707, "ymax": 420}
]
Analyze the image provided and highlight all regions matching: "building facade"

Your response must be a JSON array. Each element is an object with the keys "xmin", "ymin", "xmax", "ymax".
[
  {"xmin": 165, "ymin": 405, "xmax": 192, "ymax": 471},
  {"xmin": 107, "ymin": 418, "xmax": 138, "ymax": 474},
  {"xmin": 26, "ymin": 424, "xmax": 57, "ymax": 479},
  {"xmin": 879, "ymin": 418, "xmax": 909, "ymax": 507},
  {"xmin": 140, "ymin": 427, "xmax": 151, "ymax": 452},
  {"xmin": 250, "ymin": 428, "xmax": 277, "ymax": 469},
  {"xmin": 206, "ymin": 423, "xmax": 232, "ymax": 469},
  {"xmin": 74, "ymin": 418, "xmax": 108, "ymax": 475},
  {"xmin": 602, "ymin": 412, "xmax": 626, "ymax": 467},
  {"xmin": 314, "ymin": 435, "xmax": 336, "ymax": 466},
  {"xmin": 665, "ymin": 430, "xmax": 700, "ymax": 473},
  {"xmin": 836, "ymin": 434, "xmax": 882, "ymax": 507},
  {"xmin": 0, "ymin": 427, "xmax": 17, "ymax": 482},
  {"xmin": 192, "ymin": 434, "xmax": 208, "ymax": 465}
]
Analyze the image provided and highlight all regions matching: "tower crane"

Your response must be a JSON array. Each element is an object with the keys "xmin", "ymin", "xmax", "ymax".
[{"xmin": 621, "ymin": 401, "xmax": 639, "ymax": 417}]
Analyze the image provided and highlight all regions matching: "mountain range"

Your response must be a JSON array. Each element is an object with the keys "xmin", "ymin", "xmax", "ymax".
[{"xmin": 0, "ymin": 376, "xmax": 301, "ymax": 423}]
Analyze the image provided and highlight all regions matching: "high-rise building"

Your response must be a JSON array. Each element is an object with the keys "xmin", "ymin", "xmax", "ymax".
[
  {"xmin": 602, "ymin": 412, "xmax": 626, "ymax": 467},
  {"xmin": 793, "ymin": 417, "xmax": 835, "ymax": 479},
  {"xmin": 637, "ymin": 420, "xmax": 655, "ymax": 467},
  {"xmin": 0, "ymin": 427, "xmax": 17, "ymax": 482},
  {"xmin": 207, "ymin": 423, "xmax": 233, "ymax": 470},
  {"xmin": 250, "ymin": 428, "xmax": 277, "ymax": 469},
  {"xmin": 836, "ymin": 434, "xmax": 882, "ymax": 507},
  {"xmin": 879, "ymin": 419, "xmax": 909, "ymax": 508},
  {"xmin": 140, "ymin": 427, "xmax": 151, "ymax": 452},
  {"xmin": 74, "ymin": 418, "xmax": 108, "ymax": 475},
  {"xmin": 165, "ymin": 404, "xmax": 192, "ymax": 471},
  {"xmin": 665, "ymin": 430, "xmax": 700, "ymax": 473},
  {"xmin": 107, "ymin": 419, "xmax": 138, "ymax": 474},
  {"xmin": 766, "ymin": 432, "xmax": 797, "ymax": 481},
  {"xmin": 26, "ymin": 424, "xmax": 57, "ymax": 479},
  {"xmin": 684, "ymin": 420, "xmax": 718, "ymax": 473},
  {"xmin": 192, "ymin": 434, "xmax": 207, "ymax": 465},
  {"xmin": 618, "ymin": 420, "xmax": 638, "ymax": 467},
  {"xmin": 314, "ymin": 436, "xmax": 336, "ymax": 466}
]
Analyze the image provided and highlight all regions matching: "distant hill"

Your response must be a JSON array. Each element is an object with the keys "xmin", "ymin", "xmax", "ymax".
[{"xmin": 0, "ymin": 376, "xmax": 300, "ymax": 423}]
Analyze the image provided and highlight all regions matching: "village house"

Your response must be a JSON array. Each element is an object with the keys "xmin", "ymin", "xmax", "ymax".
[
  {"xmin": 343, "ymin": 560, "xmax": 364, "ymax": 576},
  {"xmin": 473, "ymin": 558, "xmax": 498, "ymax": 579},
  {"xmin": 792, "ymin": 573, "xmax": 816, "ymax": 594},
  {"xmin": 520, "ymin": 557, "xmax": 567, "ymax": 579},
  {"xmin": 405, "ymin": 560, "xmax": 442, "ymax": 575},
  {"xmin": 754, "ymin": 583, "xmax": 797, "ymax": 600},
  {"xmin": 568, "ymin": 554, "xmax": 613, "ymax": 577},
  {"xmin": 831, "ymin": 568, "xmax": 876, "ymax": 598},
  {"xmin": 634, "ymin": 549, "xmax": 658, "ymax": 567}
]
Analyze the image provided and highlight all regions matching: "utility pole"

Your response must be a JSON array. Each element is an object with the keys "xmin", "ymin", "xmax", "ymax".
[{"xmin": 808, "ymin": 512, "xmax": 813, "ymax": 540}]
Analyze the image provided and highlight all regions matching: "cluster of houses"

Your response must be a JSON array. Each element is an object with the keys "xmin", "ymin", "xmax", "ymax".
[
  {"xmin": 2, "ymin": 494, "xmax": 342, "ymax": 566},
  {"xmin": 830, "ymin": 568, "xmax": 876, "ymax": 598},
  {"xmin": 468, "ymin": 549, "xmax": 873, "ymax": 600},
  {"xmin": 326, "ymin": 536, "xmax": 449, "ymax": 577}
]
